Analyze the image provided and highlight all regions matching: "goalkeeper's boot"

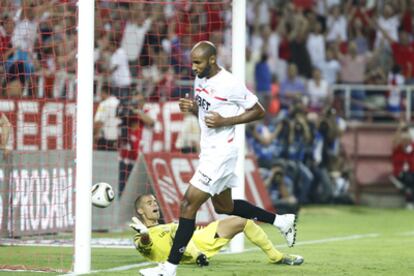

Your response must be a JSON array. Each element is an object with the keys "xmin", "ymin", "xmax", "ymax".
[
  {"xmin": 275, "ymin": 254, "xmax": 304, "ymax": 266},
  {"xmin": 274, "ymin": 214, "xmax": 296, "ymax": 247},
  {"xmin": 139, "ymin": 262, "xmax": 176, "ymax": 276}
]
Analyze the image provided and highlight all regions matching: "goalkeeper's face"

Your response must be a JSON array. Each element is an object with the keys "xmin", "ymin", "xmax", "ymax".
[{"xmin": 138, "ymin": 195, "xmax": 161, "ymax": 222}]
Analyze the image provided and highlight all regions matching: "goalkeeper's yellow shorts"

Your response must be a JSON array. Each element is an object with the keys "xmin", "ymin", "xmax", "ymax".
[{"xmin": 192, "ymin": 221, "xmax": 230, "ymax": 258}]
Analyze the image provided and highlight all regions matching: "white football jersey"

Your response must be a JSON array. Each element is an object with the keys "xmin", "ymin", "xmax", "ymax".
[{"xmin": 194, "ymin": 68, "xmax": 258, "ymax": 154}]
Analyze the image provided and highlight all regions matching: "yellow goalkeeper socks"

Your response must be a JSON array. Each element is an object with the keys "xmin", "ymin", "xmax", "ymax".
[{"xmin": 244, "ymin": 220, "xmax": 283, "ymax": 263}]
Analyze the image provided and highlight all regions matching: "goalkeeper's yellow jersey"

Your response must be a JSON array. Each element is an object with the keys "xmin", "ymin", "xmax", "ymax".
[{"xmin": 133, "ymin": 223, "xmax": 200, "ymax": 264}]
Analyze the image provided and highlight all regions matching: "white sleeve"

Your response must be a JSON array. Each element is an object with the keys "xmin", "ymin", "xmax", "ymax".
[
  {"xmin": 228, "ymin": 82, "xmax": 258, "ymax": 110},
  {"xmin": 94, "ymin": 104, "xmax": 106, "ymax": 122},
  {"xmin": 143, "ymin": 19, "xmax": 152, "ymax": 32},
  {"xmin": 110, "ymin": 51, "xmax": 119, "ymax": 70}
]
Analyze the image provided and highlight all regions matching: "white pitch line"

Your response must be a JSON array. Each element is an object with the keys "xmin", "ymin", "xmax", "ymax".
[
  {"xmin": 0, "ymin": 242, "xmax": 134, "ymax": 249},
  {"xmin": 227, "ymin": 232, "xmax": 380, "ymax": 254},
  {"xmin": 60, "ymin": 262, "xmax": 153, "ymax": 276},
  {"xmin": 85, "ymin": 232, "xmax": 380, "ymax": 275},
  {"xmin": 0, "ymin": 269, "xmax": 51, "ymax": 273},
  {"xmin": 398, "ymin": 231, "xmax": 414, "ymax": 236}
]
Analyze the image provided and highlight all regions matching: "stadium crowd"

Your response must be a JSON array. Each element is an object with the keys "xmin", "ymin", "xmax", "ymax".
[{"xmin": 1, "ymin": 0, "xmax": 414, "ymax": 207}]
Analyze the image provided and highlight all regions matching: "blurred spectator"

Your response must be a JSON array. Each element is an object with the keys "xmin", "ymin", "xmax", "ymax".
[
  {"xmin": 0, "ymin": 112, "xmax": 11, "ymax": 160},
  {"xmin": 311, "ymin": 107, "xmax": 346, "ymax": 203},
  {"xmin": 245, "ymin": 47, "xmax": 259, "ymax": 90},
  {"xmin": 257, "ymin": 0, "xmax": 271, "ymax": 26},
  {"xmin": 401, "ymin": 1, "xmax": 414, "ymax": 33},
  {"xmin": 287, "ymin": 109, "xmax": 313, "ymax": 204},
  {"xmin": 387, "ymin": 65, "xmax": 405, "ymax": 117},
  {"xmin": 121, "ymin": 8, "xmax": 152, "ymax": 77},
  {"xmin": 255, "ymin": 53, "xmax": 272, "ymax": 110},
  {"xmin": 268, "ymin": 75, "xmax": 281, "ymax": 117},
  {"xmin": 210, "ymin": 31, "xmax": 231, "ymax": 71},
  {"xmin": 118, "ymin": 93, "xmax": 154, "ymax": 197},
  {"xmin": 4, "ymin": 50, "xmax": 36, "ymax": 97},
  {"xmin": 175, "ymin": 112, "xmax": 200, "ymax": 154},
  {"xmin": 287, "ymin": 10, "xmax": 312, "ymax": 78},
  {"xmin": 11, "ymin": 4, "xmax": 38, "ymax": 53},
  {"xmin": 330, "ymin": 143, "xmax": 353, "ymax": 204},
  {"xmin": 252, "ymin": 25, "xmax": 281, "ymax": 77},
  {"xmin": 326, "ymin": 5, "xmax": 347, "ymax": 43},
  {"xmin": 108, "ymin": 36, "xmax": 132, "ymax": 102},
  {"xmin": 38, "ymin": 45, "xmax": 56, "ymax": 98},
  {"xmin": 316, "ymin": 47, "xmax": 341, "ymax": 86},
  {"xmin": 0, "ymin": 13, "xmax": 14, "ymax": 57},
  {"xmin": 307, "ymin": 67, "xmax": 330, "ymax": 113},
  {"xmin": 348, "ymin": 18, "xmax": 369, "ymax": 55},
  {"xmin": 374, "ymin": 3, "xmax": 401, "ymax": 49},
  {"xmin": 336, "ymin": 41, "xmax": 373, "ymax": 118},
  {"xmin": 390, "ymin": 122, "xmax": 414, "ymax": 209},
  {"xmin": 141, "ymin": 53, "xmax": 163, "ymax": 98},
  {"xmin": 315, "ymin": 0, "xmax": 341, "ymax": 21},
  {"xmin": 306, "ymin": 21, "xmax": 325, "ymax": 67},
  {"xmin": 94, "ymin": 83, "xmax": 120, "ymax": 151},
  {"xmin": 372, "ymin": 22, "xmax": 414, "ymax": 82},
  {"xmin": 247, "ymin": 120, "xmax": 280, "ymax": 170},
  {"xmin": 280, "ymin": 63, "xmax": 306, "ymax": 109},
  {"xmin": 150, "ymin": 52, "xmax": 175, "ymax": 101},
  {"xmin": 264, "ymin": 163, "xmax": 299, "ymax": 214}
]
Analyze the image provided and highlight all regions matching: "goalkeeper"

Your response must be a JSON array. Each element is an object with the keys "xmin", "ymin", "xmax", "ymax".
[{"xmin": 131, "ymin": 194, "xmax": 303, "ymax": 267}]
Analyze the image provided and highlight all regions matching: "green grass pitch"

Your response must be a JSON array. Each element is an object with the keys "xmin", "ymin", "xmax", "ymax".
[{"xmin": 1, "ymin": 206, "xmax": 413, "ymax": 275}]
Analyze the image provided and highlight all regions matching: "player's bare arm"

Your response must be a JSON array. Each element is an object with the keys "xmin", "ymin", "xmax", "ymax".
[
  {"xmin": 179, "ymin": 97, "xmax": 199, "ymax": 117},
  {"xmin": 136, "ymin": 110, "xmax": 155, "ymax": 127},
  {"xmin": 204, "ymin": 102, "xmax": 265, "ymax": 128}
]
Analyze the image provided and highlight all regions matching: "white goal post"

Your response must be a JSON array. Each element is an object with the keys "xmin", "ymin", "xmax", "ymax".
[{"xmin": 74, "ymin": 0, "xmax": 95, "ymax": 274}]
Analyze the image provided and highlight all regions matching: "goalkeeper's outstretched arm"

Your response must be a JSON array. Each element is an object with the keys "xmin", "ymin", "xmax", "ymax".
[{"xmin": 131, "ymin": 217, "xmax": 152, "ymax": 254}]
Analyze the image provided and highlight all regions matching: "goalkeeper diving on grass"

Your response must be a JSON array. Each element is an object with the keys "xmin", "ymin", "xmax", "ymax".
[{"xmin": 131, "ymin": 194, "xmax": 304, "ymax": 267}]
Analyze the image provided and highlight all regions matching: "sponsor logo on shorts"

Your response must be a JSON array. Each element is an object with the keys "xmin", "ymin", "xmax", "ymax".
[
  {"xmin": 179, "ymin": 246, "xmax": 186, "ymax": 253},
  {"xmin": 198, "ymin": 170, "xmax": 212, "ymax": 186}
]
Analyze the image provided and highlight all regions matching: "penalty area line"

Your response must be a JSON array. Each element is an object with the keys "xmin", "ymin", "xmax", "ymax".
[{"xmin": 86, "ymin": 232, "xmax": 380, "ymax": 274}]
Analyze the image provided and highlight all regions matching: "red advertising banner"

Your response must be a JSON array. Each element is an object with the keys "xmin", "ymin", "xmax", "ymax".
[
  {"xmin": 0, "ymin": 100, "xmax": 183, "ymax": 152},
  {"xmin": 143, "ymin": 152, "xmax": 274, "ymax": 224}
]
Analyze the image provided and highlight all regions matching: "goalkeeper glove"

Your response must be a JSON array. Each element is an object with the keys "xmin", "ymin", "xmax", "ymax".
[
  {"xmin": 129, "ymin": 217, "xmax": 149, "ymax": 234},
  {"xmin": 196, "ymin": 253, "xmax": 209, "ymax": 267}
]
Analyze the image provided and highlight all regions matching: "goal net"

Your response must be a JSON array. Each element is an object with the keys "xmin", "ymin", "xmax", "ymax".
[{"xmin": 0, "ymin": 0, "xmax": 241, "ymax": 273}]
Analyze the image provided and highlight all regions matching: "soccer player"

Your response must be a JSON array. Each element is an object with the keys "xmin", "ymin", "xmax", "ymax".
[
  {"xmin": 140, "ymin": 41, "xmax": 297, "ymax": 276},
  {"xmin": 132, "ymin": 194, "xmax": 304, "ymax": 266}
]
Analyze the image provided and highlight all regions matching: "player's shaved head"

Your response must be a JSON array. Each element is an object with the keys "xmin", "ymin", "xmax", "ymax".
[
  {"xmin": 191, "ymin": 41, "xmax": 217, "ymax": 59},
  {"xmin": 191, "ymin": 41, "xmax": 220, "ymax": 78}
]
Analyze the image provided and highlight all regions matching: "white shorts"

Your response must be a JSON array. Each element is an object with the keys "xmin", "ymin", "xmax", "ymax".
[{"xmin": 190, "ymin": 150, "xmax": 239, "ymax": 196}]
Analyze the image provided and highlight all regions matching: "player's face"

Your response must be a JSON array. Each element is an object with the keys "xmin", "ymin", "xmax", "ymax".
[
  {"xmin": 191, "ymin": 51, "xmax": 211, "ymax": 78},
  {"xmin": 139, "ymin": 195, "xmax": 160, "ymax": 221}
]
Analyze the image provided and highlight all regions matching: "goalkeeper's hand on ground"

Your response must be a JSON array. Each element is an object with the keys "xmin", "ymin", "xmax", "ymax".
[
  {"xmin": 196, "ymin": 253, "xmax": 209, "ymax": 267},
  {"xmin": 129, "ymin": 217, "xmax": 149, "ymax": 234}
]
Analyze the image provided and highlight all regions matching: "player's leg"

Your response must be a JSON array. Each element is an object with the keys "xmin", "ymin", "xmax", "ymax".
[
  {"xmin": 215, "ymin": 216, "xmax": 247, "ymax": 239},
  {"xmin": 216, "ymin": 217, "xmax": 283, "ymax": 262},
  {"xmin": 215, "ymin": 217, "xmax": 303, "ymax": 265},
  {"xmin": 167, "ymin": 185, "xmax": 210, "ymax": 264},
  {"xmin": 140, "ymin": 185, "xmax": 210, "ymax": 276},
  {"xmin": 212, "ymin": 188, "xmax": 297, "ymax": 247},
  {"xmin": 212, "ymin": 189, "xmax": 276, "ymax": 223}
]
